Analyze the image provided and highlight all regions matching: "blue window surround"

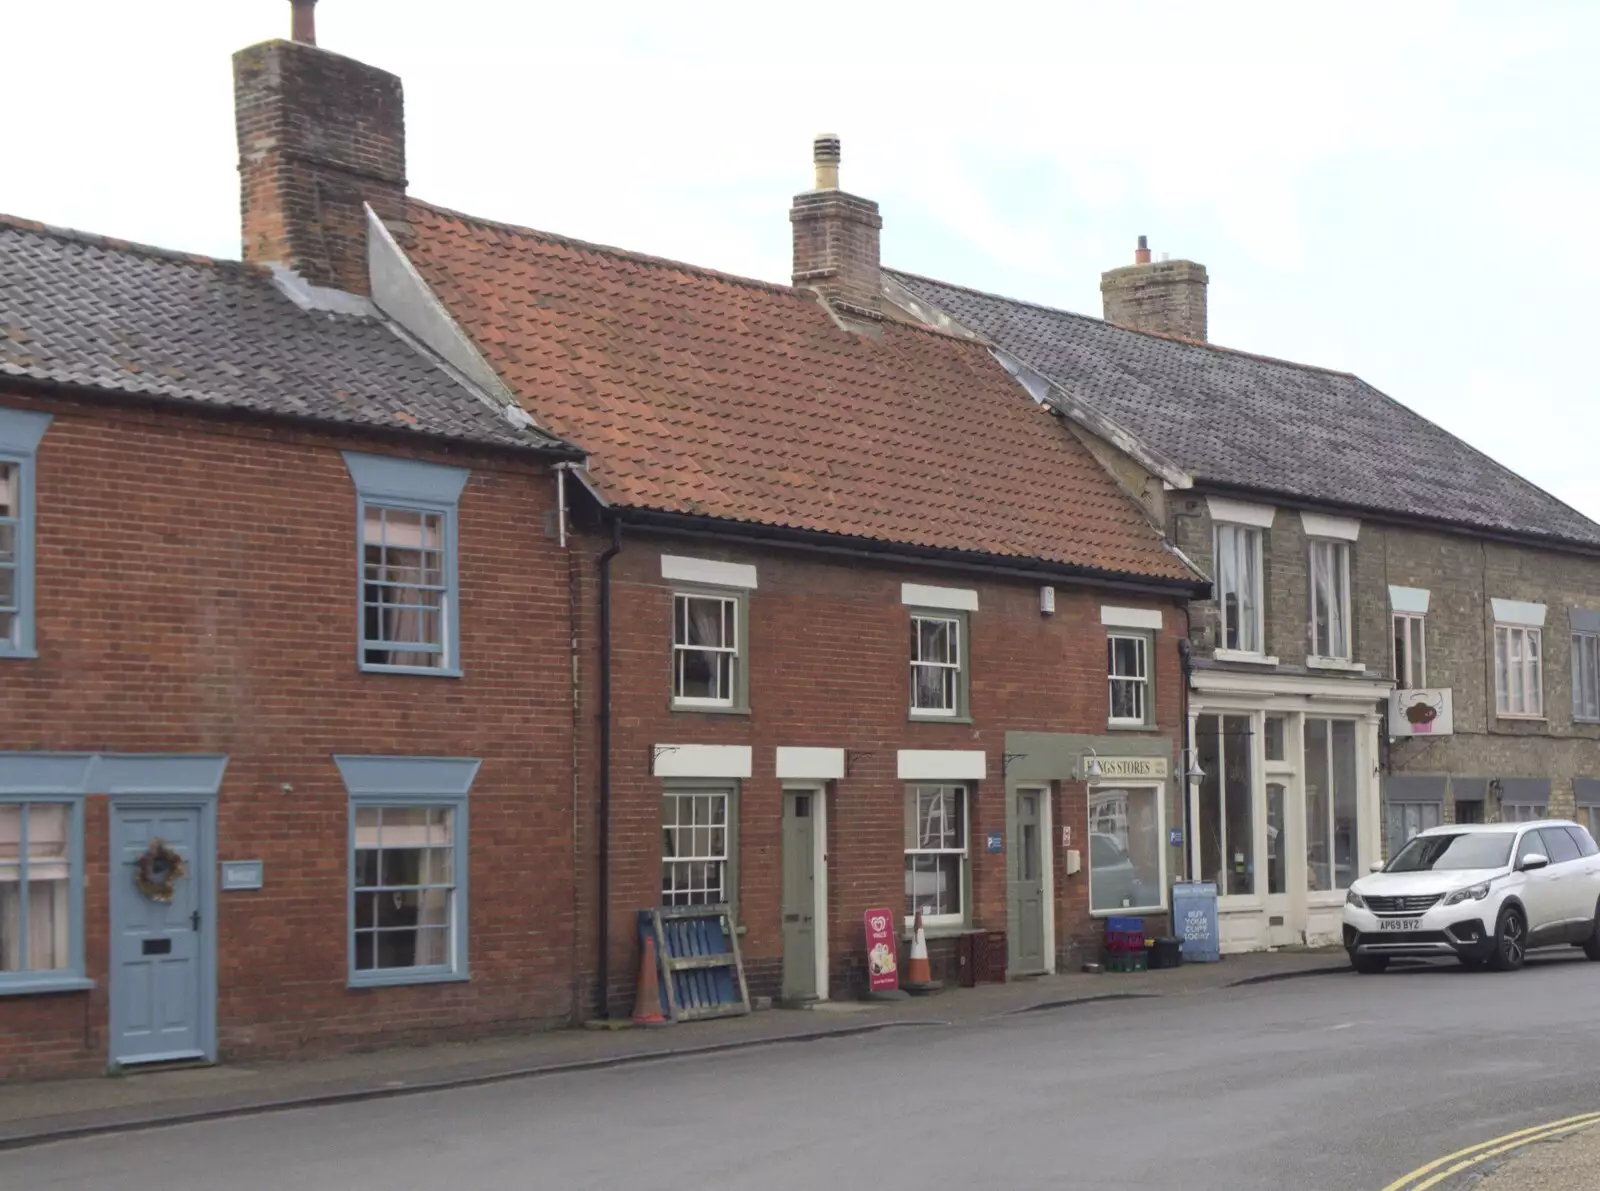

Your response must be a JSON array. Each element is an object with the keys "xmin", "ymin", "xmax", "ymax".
[
  {"xmin": 0, "ymin": 754, "xmax": 95, "ymax": 995},
  {"xmin": 341, "ymin": 452, "xmax": 469, "ymax": 678},
  {"xmin": 0, "ymin": 407, "xmax": 54, "ymax": 659},
  {"xmin": 335, "ymin": 755, "xmax": 480, "ymax": 989}
]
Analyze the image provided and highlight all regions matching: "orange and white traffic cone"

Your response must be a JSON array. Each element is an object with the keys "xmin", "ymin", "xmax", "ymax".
[
  {"xmin": 902, "ymin": 907, "xmax": 942, "ymax": 995},
  {"xmin": 631, "ymin": 935, "xmax": 668, "ymax": 1026}
]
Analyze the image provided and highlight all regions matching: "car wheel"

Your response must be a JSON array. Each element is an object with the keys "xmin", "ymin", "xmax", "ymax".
[
  {"xmin": 1583, "ymin": 900, "xmax": 1600, "ymax": 961},
  {"xmin": 1351, "ymin": 954, "xmax": 1389, "ymax": 975},
  {"xmin": 1490, "ymin": 906, "xmax": 1527, "ymax": 972}
]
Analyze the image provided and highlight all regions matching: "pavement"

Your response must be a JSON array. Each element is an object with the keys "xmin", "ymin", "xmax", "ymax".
[
  {"xmin": 0, "ymin": 947, "xmax": 1344, "ymax": 1150},
  {"xmin": 1468, "ymin": 1120, "xmax": 1600, "ymax": 1190},
  {"xmin": 13, "ymin": 947, "xmax": 1600, "ymax": 1190}
]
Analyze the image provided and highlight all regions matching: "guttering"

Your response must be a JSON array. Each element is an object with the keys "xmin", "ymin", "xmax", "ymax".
[
  {"xmin": 595, "ymin": 518, "xmax": 623, "ymax": 1018},
  {"xmin": 611, "ymin": 507, "xmax": 1211, "ymax": 600}
]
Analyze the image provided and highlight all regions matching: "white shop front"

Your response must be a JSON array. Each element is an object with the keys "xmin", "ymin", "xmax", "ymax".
[{"xmin": 1187, "ymin": 668, "xmax": 1390, "ymax": 952}]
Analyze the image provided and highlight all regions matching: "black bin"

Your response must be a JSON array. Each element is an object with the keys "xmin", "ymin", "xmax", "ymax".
[{"xmin": 1149, "ymin": 936, "xmax": 1183, "ymax": 969}]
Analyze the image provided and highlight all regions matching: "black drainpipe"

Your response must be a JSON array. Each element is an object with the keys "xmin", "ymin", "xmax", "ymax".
[
  {"xmin": 596, "ymin": 518, "xmax": 623, "ymax": 1017},
  {"xmin": 1178, "ymin": 629, "xmax": 1195, "ymax": 882}
]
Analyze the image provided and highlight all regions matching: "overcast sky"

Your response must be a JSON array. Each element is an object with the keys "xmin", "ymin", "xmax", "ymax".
[{"xmin": 6, "ymin": 2, "xmax": 1598, "ymax": 520}]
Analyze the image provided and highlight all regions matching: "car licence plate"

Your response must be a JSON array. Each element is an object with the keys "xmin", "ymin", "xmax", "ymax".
[{"xmin": 1378, "ymin": 917, "xmax": 1421, "ymax": 931}]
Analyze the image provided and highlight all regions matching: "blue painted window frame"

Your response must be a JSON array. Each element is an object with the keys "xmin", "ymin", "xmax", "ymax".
[
  {"xmin": 341, "ymin": 452, "xmax": 469, "ymax": 677},
  {"xmin": 0, "ymin": 408, "xmax": 54, "ymax": 659},
  {"xmin": 336, "ymin": 756, "xmax": 479, "ymax": 989},
  {"xmin": 0, "ymin": 753, "xmax": 94, "ymax": 996}
]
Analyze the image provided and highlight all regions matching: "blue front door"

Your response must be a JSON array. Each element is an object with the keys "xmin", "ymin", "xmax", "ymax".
[{"xmin": 110, "ymin": 805, "xmax": 208, "ymax": 1065}]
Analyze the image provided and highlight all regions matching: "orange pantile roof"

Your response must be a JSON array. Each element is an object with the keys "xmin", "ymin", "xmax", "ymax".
[{"xmin": 402, "ymin": 199, "xmax": 1197, "ymax": 584}]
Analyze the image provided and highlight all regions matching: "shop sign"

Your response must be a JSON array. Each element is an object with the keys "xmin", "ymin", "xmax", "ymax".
[
  {"xmin": 1085, "ymin": 756, "xmax": 1169, "ymax": 781},
  {"xmin": 1389, "ymin": 688, "xmax": 1454, "ymax": 736},
  {"xmin": 863, "ymin": 908, "xmax": 899, "ymax": 993}
]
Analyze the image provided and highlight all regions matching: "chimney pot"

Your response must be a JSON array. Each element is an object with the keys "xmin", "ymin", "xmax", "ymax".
[
  {"xmin": 290, "ymin": 0, "xmax": 317, "ymax": 45},
  {"xmin": 813, "ymin": 134, "xmax": 841, "ymax": 191},
  {"xmin": 1101, "ymin": 241, "xmax": 1209, "ymax": 341},
  {"xmin": 234, "ymin": 21, "xmax": 406, "ymax": 295}
]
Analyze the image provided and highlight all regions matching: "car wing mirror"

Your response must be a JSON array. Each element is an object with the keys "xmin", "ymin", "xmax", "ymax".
[
  {"xmin": 1519, "ymin": 853, "xmax": 1550, "ymax": 872},
  {"xmin": 1369, "ymin": 860, "xmax": 1386, "ymax": 873}
]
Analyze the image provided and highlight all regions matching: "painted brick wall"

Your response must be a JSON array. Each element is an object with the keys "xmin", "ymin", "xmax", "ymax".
[
  {"xmin": 0, "ymin": 389, "xmax": 576, "ymax": 1079},
  {"xmin": 579, "ymin": 531, "xmax": 1187, "ymax": 1013}
]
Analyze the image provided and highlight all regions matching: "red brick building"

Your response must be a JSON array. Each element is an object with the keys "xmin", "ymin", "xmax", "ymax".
[
  {"xmin": 384, "ymin": 134, "xmax": 1208, "ymax": 1007},
  {"xmin": 1, "ymin": 4, "xmax": 1212, "ymax": 1084},
  {"xmin": 0, "ymin": 210, "xmax": 583, "ymax": 1078}
]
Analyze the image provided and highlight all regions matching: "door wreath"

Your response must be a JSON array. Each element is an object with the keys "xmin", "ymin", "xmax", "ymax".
[{"xmin": 134, "ymin": 839, "xmax": 188, "ymax": 904}]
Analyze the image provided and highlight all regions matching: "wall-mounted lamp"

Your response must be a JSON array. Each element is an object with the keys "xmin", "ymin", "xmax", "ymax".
[
  {"xmin": 1079, "ymin": 747, "xmax": 1104, "ymax": 779},
  {"xmin": 1181, "ymin": 749, "xmax": 1206, "ymax": 782}
]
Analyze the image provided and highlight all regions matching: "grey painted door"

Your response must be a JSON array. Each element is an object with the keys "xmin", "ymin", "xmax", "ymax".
[
  {"xmin": 111, "ymin": 805, "xmax": 206, "ymax": 1065},
  {"xmin": 780, "ymin": 791, "xmax": 818, "ymax": 1001},
  {"xmin": 1010, "ymin": 788, "xmax": 1046, "ymax": 971}
]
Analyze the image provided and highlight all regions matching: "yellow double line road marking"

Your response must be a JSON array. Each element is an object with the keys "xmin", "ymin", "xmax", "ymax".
[{"xmin": 1381, "ymin": 1111, "xmax": 1600, "ymax": 1190}]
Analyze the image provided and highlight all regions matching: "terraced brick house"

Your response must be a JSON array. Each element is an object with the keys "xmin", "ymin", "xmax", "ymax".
[
  {"xmin": 889, "ymin": 241, "xmax": 1600, "ymax": 953},
  {"xmin": 0, "ymin": 163, "xmax": 585, "ymax": 1076},
  {"xmin": 228, "ymin": 18, "xmax": 1215, "ymax": 1007}
]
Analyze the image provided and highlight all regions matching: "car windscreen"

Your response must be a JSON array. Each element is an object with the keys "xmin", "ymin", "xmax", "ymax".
[{"xmin": 1385, "ymin": 832, "xmax": 1514, "ymax": 872}]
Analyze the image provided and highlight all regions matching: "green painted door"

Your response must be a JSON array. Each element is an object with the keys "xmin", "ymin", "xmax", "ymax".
[
  {"xmin": 781, "ymin": 791, "xmax": 818, "ymax": 1001},
  {"xmin": 1010, "ymin": 788, "xmax": 1046, "ymax": 972}
]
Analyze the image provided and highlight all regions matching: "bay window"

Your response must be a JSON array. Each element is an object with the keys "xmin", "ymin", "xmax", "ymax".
[
  {"xmin": 1195, "ymin": 713, "xmax": 1254, "ymax": 896},
  {"xmin": 1574, "ymin": 631, "xmax": 1600, "ymax": 722},
  {"xmin": 0, "ymin": 408, "xmax": 52, "ymax": 659}
]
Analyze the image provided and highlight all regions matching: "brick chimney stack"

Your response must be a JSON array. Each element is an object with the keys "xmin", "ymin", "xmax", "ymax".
[
  {"xmin": 790, "ymin": 135, "xmax": 883, "ymax": 322},
  {"xmin": 233, "ymin": 0, "xmax": 407, "ymax": 295},
  {"xmin": 1101, "ymin": 236, "xmax": 1208, "ymax": 342}
]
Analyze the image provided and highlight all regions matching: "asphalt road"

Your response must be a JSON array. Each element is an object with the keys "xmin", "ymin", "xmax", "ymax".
[{"xmin": 10, "ymin": 953, "xmax": 1600, "ymax": 1191}]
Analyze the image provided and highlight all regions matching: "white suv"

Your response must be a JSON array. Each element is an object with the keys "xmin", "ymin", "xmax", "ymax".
[{"xmin": 1343, "ymin": 820, "xmax": 1600, "ymax": 973}]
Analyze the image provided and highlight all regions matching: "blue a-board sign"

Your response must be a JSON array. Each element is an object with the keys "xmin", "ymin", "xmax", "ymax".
[
  {"xmin": 986, "ymin": 832, "xmax": 1003, "ymax": 853},
  {"xmin": 1171, "ymin": 881, "xmax": 1220, "ymax": 962}
]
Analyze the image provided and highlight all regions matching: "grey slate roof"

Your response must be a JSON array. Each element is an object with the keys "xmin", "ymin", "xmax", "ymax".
[
  {"xmin": 0, "ymin": 214, "xmax": 578, "ymax": 457},
  {"xmin": 889, "ymin": 269, "xmax": 1600, "ymax": 550}
]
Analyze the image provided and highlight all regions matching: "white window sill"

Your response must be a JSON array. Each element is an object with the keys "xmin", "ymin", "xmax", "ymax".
[
  {"xmin": 1213, "ymin": 649, "xmax": 1279, "ymax": 666},
  {"xmin": 0, "ymin": 649, "xmax": 40, "ymax": 661},
  {"xmin": 1495, "ymin": 713, "xmax": 1547, "ymax": 723},
  {"xmin": 1306, "ymin": 656, "xmax": 1365, "ymax": 672},
  {"xmin": 350, "ymin": 969, "xmax": 470, "ymax": 990},
  {"xmin": 902, "ymin": 919, "xmax": 967, "ymax": 939},
  {"xmin": 360, "ymin": 664, "xmax": 463, "ymax": 679},
  {"xmin": 1090, "ymin": 903, "xmax": 1166, "ymax": 917},
  {"xmin": 671, "ymin": 699, "xmax": 744, "ymax": 713}
]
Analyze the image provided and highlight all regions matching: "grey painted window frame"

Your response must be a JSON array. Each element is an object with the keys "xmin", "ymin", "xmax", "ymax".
[
  {"xmin": 659, "ymin": 779, "xmax": 740, "ymax": 920},
  {"xmin": 909, "ymin": 608, "xmax": 971, "ymax": 722},
  {"xmin": 1107, "ymin": 630, "xmax": 1153, "ymax": 728},
  {"xmin": 335, "ymin": 755, "xmax": 480, "ymax": 989},
  {"xmin": 0, "ymin": 408, "xmax": 53, "ymax": 660},
  {"xmin": 341, "ymin": 452, "xmax": 469, "ymax": 678},
  {"xmin": 668, "ymin": 585, "xmax": 750, "ymax": 714}
]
